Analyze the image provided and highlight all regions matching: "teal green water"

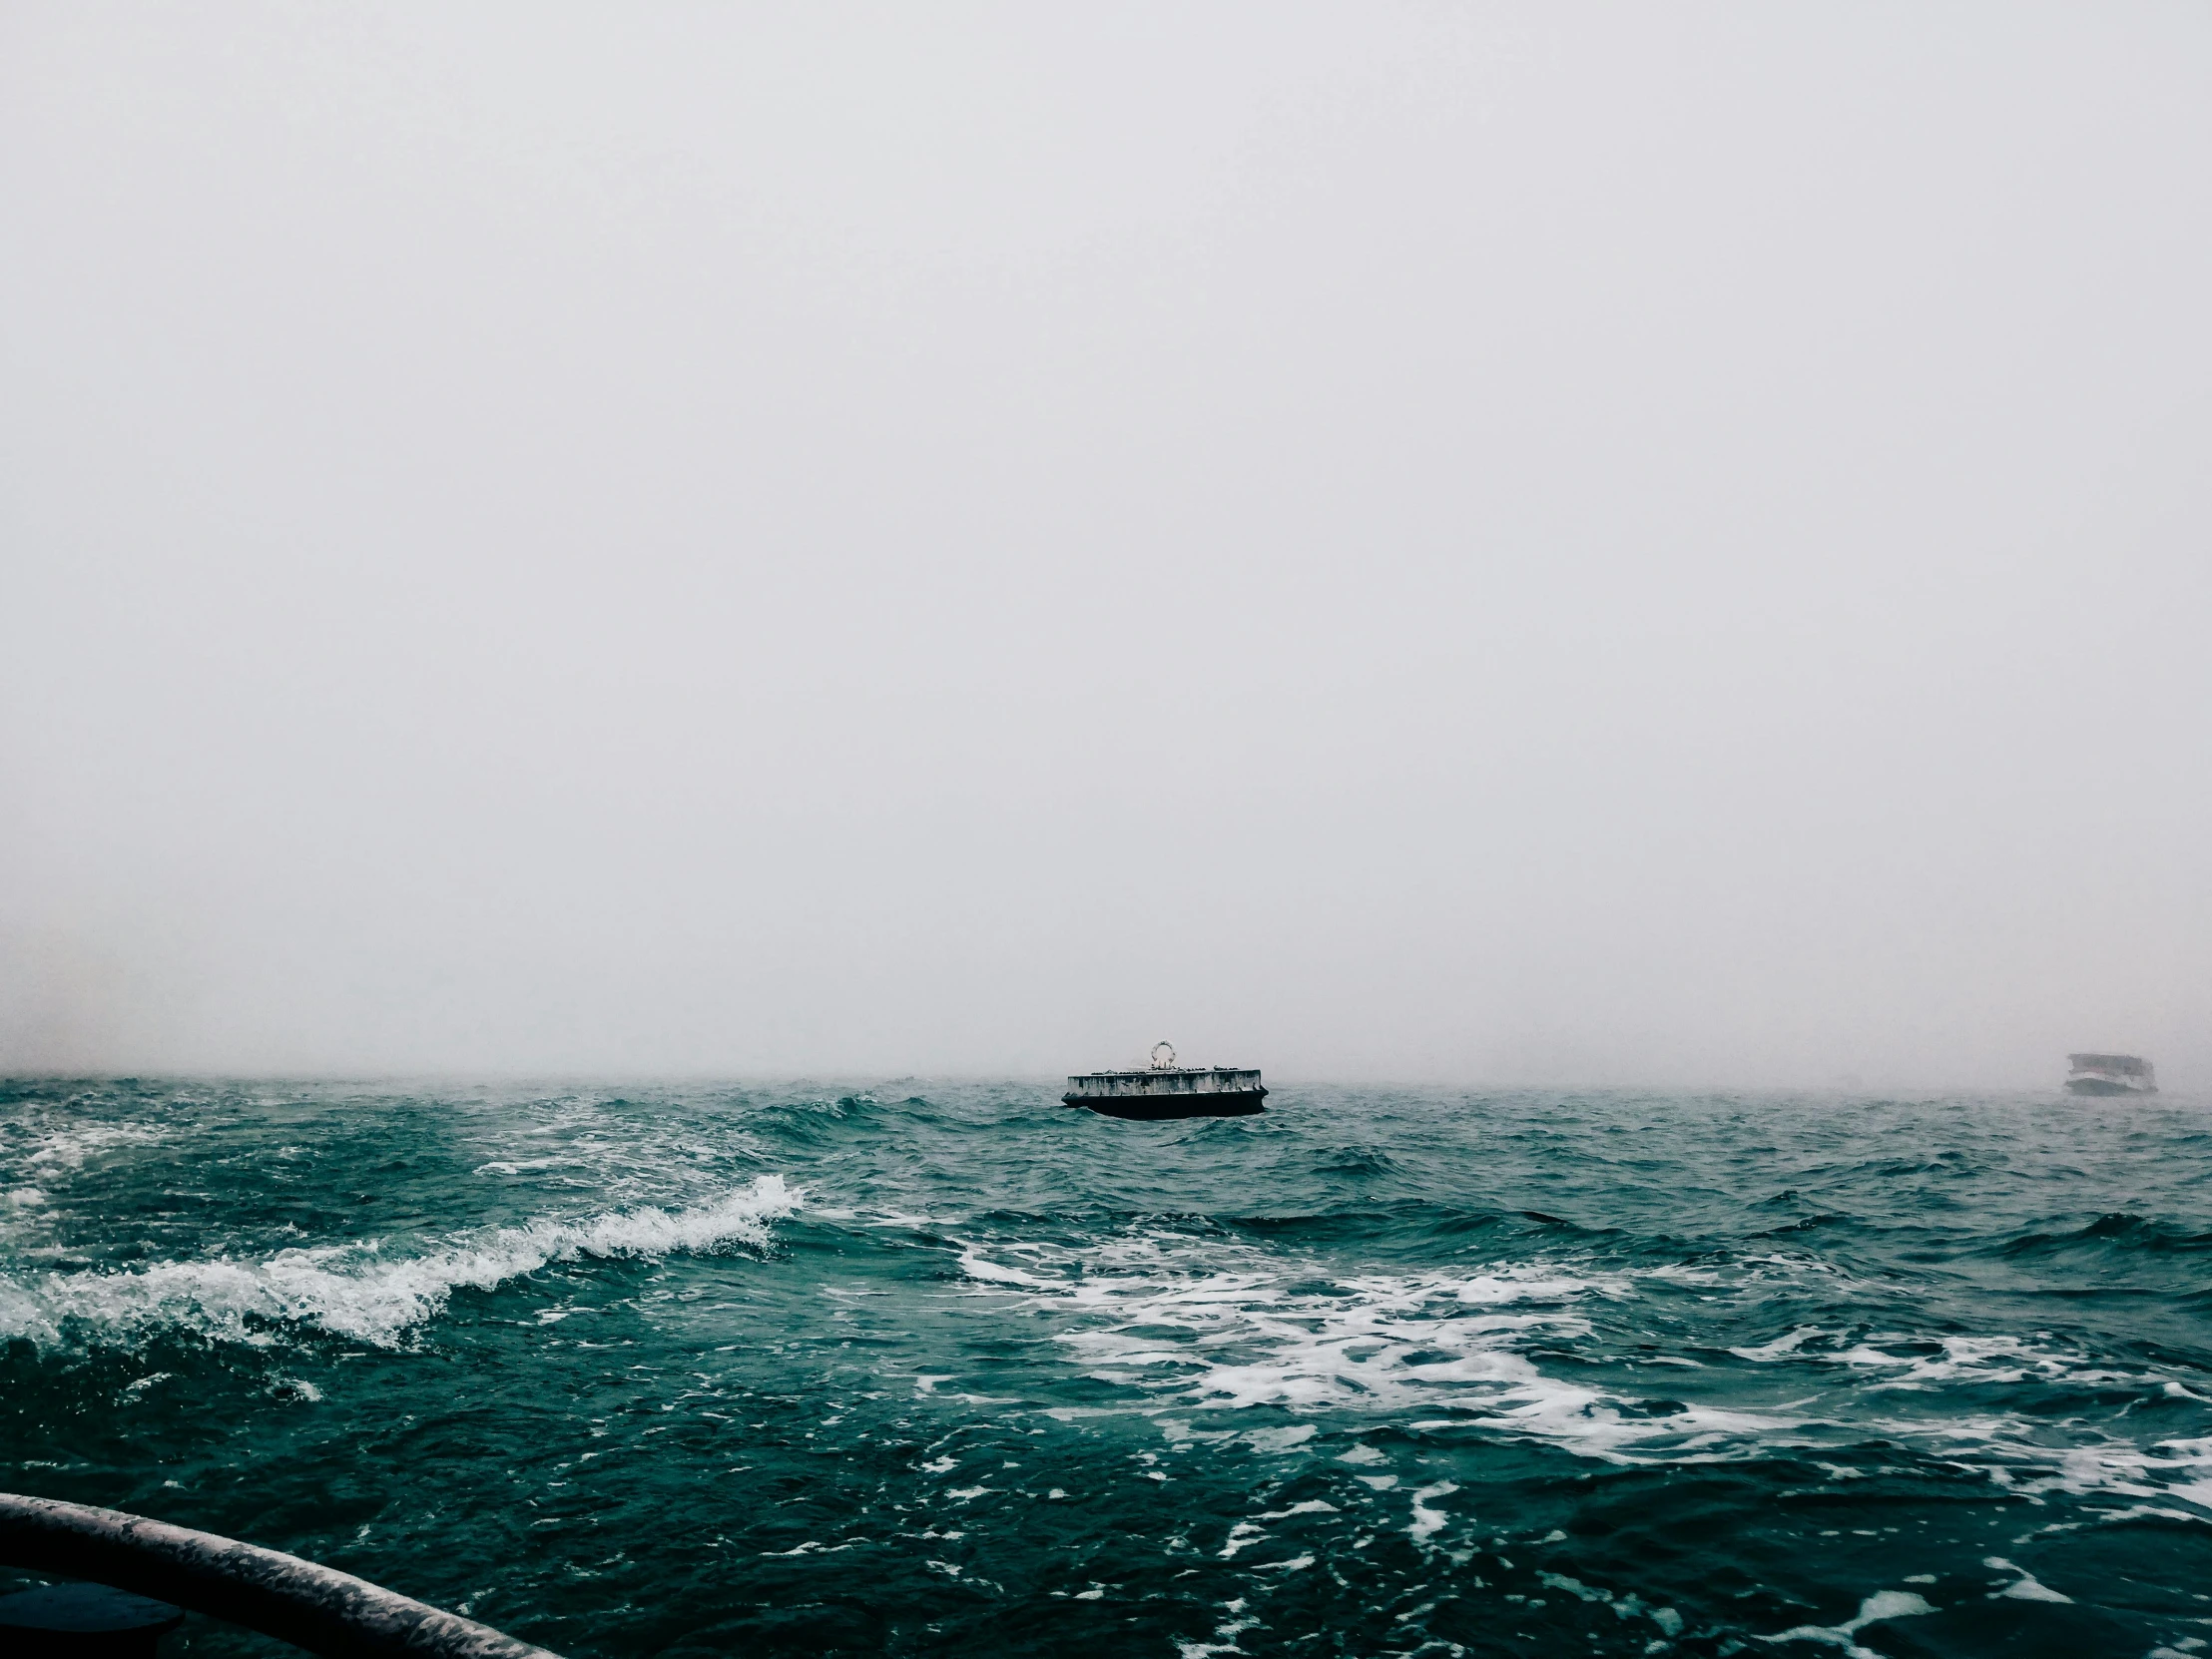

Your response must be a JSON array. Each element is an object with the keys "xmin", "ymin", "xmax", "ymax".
[{"xmin": 5, "ymin": 1080, "xmax": 2212, "ymax": 1657}]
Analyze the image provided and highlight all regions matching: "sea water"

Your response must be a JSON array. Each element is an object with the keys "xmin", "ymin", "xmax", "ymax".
[{"xmin": 4, "ymin": 1079, "xmax": 2210, "ymax": 1658}]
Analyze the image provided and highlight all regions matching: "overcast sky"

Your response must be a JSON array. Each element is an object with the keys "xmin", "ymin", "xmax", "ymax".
[{"xmin": 3, "ymin": 3, "xmax": 2208, "ymax": 1087}]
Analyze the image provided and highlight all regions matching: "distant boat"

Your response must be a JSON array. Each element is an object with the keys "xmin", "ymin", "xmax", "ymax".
[
  {"xmin": 2066, "ymin": 1053, "xmax": 2157, "ymax": 1096},
  {"xmin": 1063, "ymin": 1041, "xmax": 1267, "ymax": 1121}
]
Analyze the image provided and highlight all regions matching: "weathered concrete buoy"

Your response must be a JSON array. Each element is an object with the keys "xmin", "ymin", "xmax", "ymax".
[{"xmin": 1062, "ymin": 1041, "xmax": 1267, "ymax": 1120}]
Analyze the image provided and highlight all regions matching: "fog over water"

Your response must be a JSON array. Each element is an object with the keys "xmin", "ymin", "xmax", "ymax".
[{"xmin": 3, "ymin": 4, "xmax": 2208, "ymax": 1086}]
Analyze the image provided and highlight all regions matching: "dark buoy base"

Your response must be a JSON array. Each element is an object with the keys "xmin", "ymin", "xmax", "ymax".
[
  {"xmin": 0, "ymin": 1584, "xmax": 183, "ymax": 1657},
  {"xmin": 1063, "ymin": 1090, "xmax": 1267, "ymax": 1121}
]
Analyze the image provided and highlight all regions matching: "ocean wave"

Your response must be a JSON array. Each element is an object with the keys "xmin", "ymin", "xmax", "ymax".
[
  {"xmin": 0, "ymin": 1175, "xmax": 800, "ymax": 1352},
  {"xmin": 1222, "ymin": 1201, "xmax": 1610, "ymax": 1246},
  {"xmin": 1995, "ymin": 1213, "xmax": 2212, "ymax": 1258}
]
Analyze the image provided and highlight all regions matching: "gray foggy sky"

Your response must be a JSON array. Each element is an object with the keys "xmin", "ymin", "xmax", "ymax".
[{"xmin": 4, "ymin": 3, "xmax": 2209, "ymax": 1087}]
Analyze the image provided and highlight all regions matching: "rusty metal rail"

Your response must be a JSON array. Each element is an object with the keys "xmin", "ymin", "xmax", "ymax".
[{"xmin": 0, "ymin": 1494, "xmax": 562, "ymax": 1659}]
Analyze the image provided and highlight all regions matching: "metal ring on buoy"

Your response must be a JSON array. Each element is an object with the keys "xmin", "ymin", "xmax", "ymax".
[{"xmin": 1150, "ymin": 1041, "xmax": 1176, "ymax": 1069}]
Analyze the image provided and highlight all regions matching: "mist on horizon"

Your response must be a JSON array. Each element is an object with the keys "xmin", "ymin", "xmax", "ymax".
[{"xmin": 4, "ymin": 4, "xmax": 2208, "ymax": 1090}]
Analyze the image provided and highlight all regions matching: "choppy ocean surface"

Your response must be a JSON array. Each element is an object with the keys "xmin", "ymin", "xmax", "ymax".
[{"xmin": 5, "ymin": 1081, "xmax": 2211, "ymax": 1659}]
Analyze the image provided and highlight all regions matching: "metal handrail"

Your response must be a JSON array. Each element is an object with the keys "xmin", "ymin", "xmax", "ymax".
[{"xmin": 0, "ymin": 1494, "xmax": 561, "ymax": 1659}]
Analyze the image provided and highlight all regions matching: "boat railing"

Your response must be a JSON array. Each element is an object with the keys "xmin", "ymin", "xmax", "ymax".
[{"xmin": 0, "ymin": 1493, "xmax": 560, "ymax": 1658}]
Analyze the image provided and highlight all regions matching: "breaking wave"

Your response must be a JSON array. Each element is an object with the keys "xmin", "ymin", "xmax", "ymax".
[{"xmin": 0, "ymin": 1175, "xmax": 800, "ymax": 1351}]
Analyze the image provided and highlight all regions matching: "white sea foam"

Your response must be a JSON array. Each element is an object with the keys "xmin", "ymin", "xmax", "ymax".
[
  {"xmin": 1978, "ymin": 1439, "xmax": 2212, "ymax": 1516},
  {"xmin": 1714, "ymin": 1323, "xmax": 2212, "ymax": 1516},
  {"xmin": 16, "ymin": 1122, "xmax": 168, "ymax": 1173},
  {"xmin": 954, "ymin": 1229, "xmax": 1809, "ymax": 1463},
  {"xmin": 1736, "ymin": 1328, "xmax": 2125, "ymax": 1392},
  {"xmin": 0, "ymin": 1175, "xmax": 800, "ymax": 1351},
  {"xmin": 1406, "ymin": 1480, "xmax": 1458, "ymax": 1541},
  {"xmin": 953, "ymin": 1226, "xmax": 2212, "ymax": 1506},
  {"xmin": 1760, "ymin": 1589, "xmax": 1935, "ymax": 1656},
  {"xmin": 1981, "ymin": 1556, "xmax": 2071, "ymax": 1603}
]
